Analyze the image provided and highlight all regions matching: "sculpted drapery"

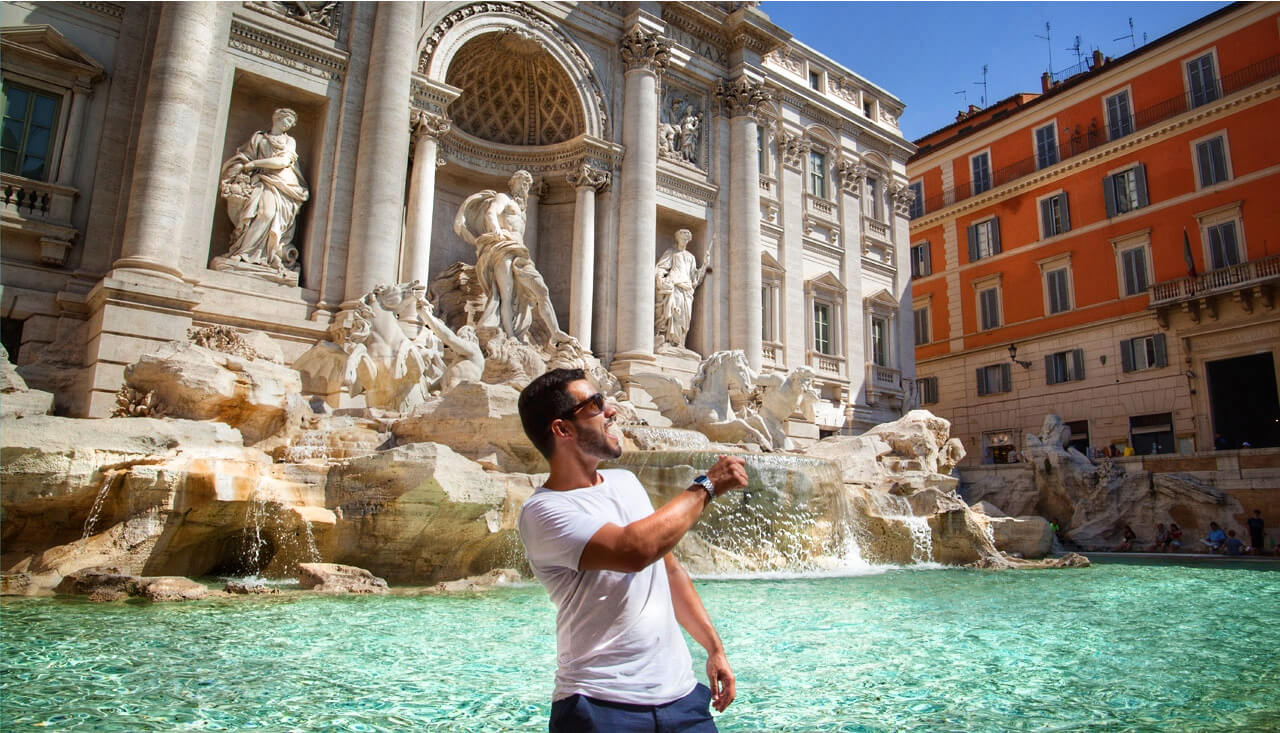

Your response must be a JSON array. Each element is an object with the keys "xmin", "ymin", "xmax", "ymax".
[{"xmin": 654, "ymin": 228, "xmax": 709, "ymax": 350}]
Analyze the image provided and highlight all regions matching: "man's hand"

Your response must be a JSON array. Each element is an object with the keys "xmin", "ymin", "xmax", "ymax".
[
  {"xmin": 706, "ymin": 649, "xmax": 736, "ymax": 712},
  {"xmin": 705, "ymin": 455, "xmax": 748, "ymax": 497}
]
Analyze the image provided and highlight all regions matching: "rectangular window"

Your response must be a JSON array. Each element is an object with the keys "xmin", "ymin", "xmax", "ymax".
[
  {"xmin": 1196, "ymin": 136, "xmax": 1229, "ymax": 187},
  {"xmin": 1121, "ymin": 333, "xmax": 1167, "ymax": 372},
  {"xmin": 1207, "ymin": 222, "xmax": 1241, "ymax": 269},
  {"xmin": 908, "ymin": 181, "xmax": 924, "ymax": 219},
  {"xmin": 976, "ymin": 363, "xmax": 1012, "ymax": 396},
  {"xmin": 971, "ymin": 152, "xmax": 992, "ymax": 194},
  {"xmin": 917, "ymin": 376, "xmax": 939, "ymax": 405},
  {"xmin": 966, "ymin": 218, "xmax": 1001, "ymax": 262},
  {"xmin": 910, "ymin": 242, "xmax": 931, "ymax": 278},
  {"xmin": 813, "ymin": 301, "xmax": 831, "ymax": 355},
  {"xmin": 809, "ymin": 151, "xmax": 827, "ymax": 199},
  {"xmin": 1120, "ymin": 246, "xmax": 1150, "ymax": 296},
  {"xmin": 913, "ymin": 306, "xmax": 930, "ymax": 346},
  {"xmin": 871, "ymin": 316, "xmax": 889, "ymax": 366},
  {"xmin": 1105, "ymin": 90, "xmax": 1134, "ymax": 139},
  {"xmin": 978, "ymin": 287, "xmax": 1000, "ymax": 331},
  {"xmin": 809, "ymin": 71, "xmax": 822, "ymax": 91},
  {"xmin": 863, "ymin": 101, "xmax": 873, "ymax": 118},
  {"xmin": 1104, "ymin": 164, "xmax": 1149, "ymax": 216},
  {"xmin": 1040, "ymin": 193, "xmax": 1070, "ymax": 238},
  {"xmin": 1187, "ymin": 53, "xmax": 1219, "ymax": 108},
  {"xmin": 1, "ymin": 80, "xmax": 61, "ymax": 181},
  {"xmin": 865, "ymin": 175, "xmax": 880, "ymax": 221},
  {"xmin": 756, "ymin": 127, "xmax": 765, "ymax": 171},
  {"xmin": 1035, "ymin": 123, "xmax": 1058, "ymax": 169},
  {"xmin": 1045, "ymin": 268, "xmax": 1072, "ymax": 314},
  {"xmin": 1130, "ymin": 412, "xmax": 1175, "ymax": 455},
  {"xmin": 761, "ymin": 284, "xmax": 776, "ymax": 342},
  {"xmin": 1045, "ymin": 348, "xmax": 1086, "ymax": 385}
]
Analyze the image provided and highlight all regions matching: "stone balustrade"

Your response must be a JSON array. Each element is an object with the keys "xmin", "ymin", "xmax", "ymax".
[{"xmin": 0, "ymin": 173, "xmax": 79, "ymax": 265}]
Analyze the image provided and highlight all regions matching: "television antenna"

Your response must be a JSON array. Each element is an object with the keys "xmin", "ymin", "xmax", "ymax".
[
  {"xmin": 1036, "ymin": 22, "xmax": 1053, "ymax": 73},
  {"xmin": 1114, "ymin": 17, "xmax": 1137, "ymax": 49},
  {"xmin": 954, "ymin": 89, "xmax": 968, "ymax": 106},
  {"xmin": 1067, "ymin": 35, "xmax": 1083, "ymax": 66},
  {"xmin": 973, "ymin": 64, "xmax": 988, "ymax": 107}
]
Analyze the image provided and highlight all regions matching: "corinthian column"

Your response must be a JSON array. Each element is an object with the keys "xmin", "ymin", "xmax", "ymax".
[
  {"xmin": 344, "ymin": 1, "xmax": 417, "ymax": 302},
  {"xmin": 566, "ymin": 162, "xmax": 611, "ymax": 348},
  {"xmin": 402, "ymin": 110, "xmax": 450, "ymax": 286},
  {"xmin": 716, "ymin": 76, "xmax": 770, "ymax": 371},
  {"xmin": 614, "ymin": 28, "xmax": 669, "ymax": 361},
  {"xmin": 115, "ymin": 1, "xmax": 220, "ymax": 279}
]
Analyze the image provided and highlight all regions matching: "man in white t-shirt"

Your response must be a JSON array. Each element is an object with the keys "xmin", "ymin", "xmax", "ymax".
[{"xmin": 517, "ymin": 368, "xmax": 749, "ymax": 731}]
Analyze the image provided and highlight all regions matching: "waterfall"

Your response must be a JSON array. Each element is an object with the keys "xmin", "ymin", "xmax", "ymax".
[
  {"xmin": 81, "ymin": 471, "xmax": 120, "ymax": 540},
  {"xmin": 861, "ymin": 491, "xmax": 935, "ymax": 564}
]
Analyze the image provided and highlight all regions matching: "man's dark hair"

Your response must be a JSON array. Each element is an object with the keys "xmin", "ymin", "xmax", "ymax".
[{"xmin": 519, "ymin": 368, "xmax": 586, "ymax": 459}]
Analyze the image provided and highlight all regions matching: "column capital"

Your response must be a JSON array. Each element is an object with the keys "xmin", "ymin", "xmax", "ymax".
[
  {"xmin": 715, "ymin": 76, "xmax": 771, "ymax": 119},
  {"xmin": 780, "ymin": 130, "xmax": 810, "ymax": 170},
  {"xmin": 890, "ymin": 181, "xmax": 915, "ymax": 216},
  {"xmin": 567, "ymin": 161, "xmax": 611, "ymax": 193},
  {"xmin": 837, "ymin": 159, "xmax": 867, "ymax": 195},
  {"xmin": 410, "ymin": 109, "xmax": 451, "ymax": 141},
  {"xmin": 619, "ymin": 29, "xmax": 671, "ymax": 73}
]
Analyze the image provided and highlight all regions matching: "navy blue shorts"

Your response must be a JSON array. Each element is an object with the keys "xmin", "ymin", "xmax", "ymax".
[{"xmin": 549, "ymin": 682, "xmax": 717, "ymax": 732}]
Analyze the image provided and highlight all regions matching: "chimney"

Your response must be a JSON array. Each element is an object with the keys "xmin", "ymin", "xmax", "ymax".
[
  {"xmin": 1092, "ymin": 48, "xmax": 1104, "ymax": 70},
  {"xmin": 1041, "ymin": 72, "xmax": 1052, "ymax": 93}
]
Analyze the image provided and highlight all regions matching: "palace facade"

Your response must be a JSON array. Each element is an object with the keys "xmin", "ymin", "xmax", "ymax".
[
  {"xmin": 908, "ymin": 2, "xmax": 1280, "ymax": 464},
  {"xmin": 0, "ymin": 1, "xmax": 917, "ymax": 435}
]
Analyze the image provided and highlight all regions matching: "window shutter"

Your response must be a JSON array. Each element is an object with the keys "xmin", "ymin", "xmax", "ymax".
[
  {"xmin": 967, "ymin": 225, "xmax": 978, "ymax": 262},
  {"xmin": 1154, "ymin": 333, "xmax": 1167, "ymax": 368},
  {"xmin": 1058, "ymin": 193, "xmax": 1071, "ymax": 232},
  {"xmin": 991, "ymin": 218, "xmax": 1002, "ymax": 254},
  {"xmin": 1000, "ymin": 363, "xmax": 1012, "ymax": 392},
  {"xmin": 1072, "ymin": 348, "xmax": 1085, "ymax": 380},
  {"xmin": 1103, "ymin": 176, "xmax": 1117, "ymax": 217},
  {"xmin": 1197, "ymin": 142, "xmax": 1213, "ymax": 187},
  {"xmin": 924, "ymin": 242, "xmax": 932, "ymax": 275},
  {"xmin": 1121, "ymin": 339, "xmax": 1135, "ymax": 372},
  {"xmin": 976, "ymin": 367, "xmax": 988, "ymax": 396},
  {"xmin": 1040, "ymin": 198, "xmax": 1052, "ymax": 238},
  {"xmin": 1134, "ymin": 163, "xmax": 1149, "ymax": 207},
  {"xmin": 1044, "ymin": 355, "xmax": 1055, "ymax": 385}
]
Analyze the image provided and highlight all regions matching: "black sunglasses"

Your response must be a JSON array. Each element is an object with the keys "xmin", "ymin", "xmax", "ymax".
[{"xmin": 558, "ymin": 392, "xmax": 605, "ymax": 420}]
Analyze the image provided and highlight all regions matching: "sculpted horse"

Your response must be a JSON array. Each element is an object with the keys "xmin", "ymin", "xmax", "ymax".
[
  {"xmin": 633, "ymin": 350, "xmax": 771, "ymax": 447},
  {"xmin": 745, "ymin": 365, "xmax": 820, "ymax": 451}
]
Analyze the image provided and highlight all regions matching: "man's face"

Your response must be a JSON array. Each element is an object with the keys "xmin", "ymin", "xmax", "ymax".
[{"xmin": 562, "ymin": 379, "xmax": 621, "ymax": 460}]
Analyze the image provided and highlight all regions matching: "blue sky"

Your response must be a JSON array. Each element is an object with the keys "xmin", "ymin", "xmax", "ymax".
[{"xmin": 759, "ymin": 1, "xmax": 1231, "ymax": 141}]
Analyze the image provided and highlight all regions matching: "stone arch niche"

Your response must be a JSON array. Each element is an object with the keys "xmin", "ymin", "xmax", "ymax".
[{"xmin": 417, "ymin": 3, "xmax": 618, "ymax": 328}]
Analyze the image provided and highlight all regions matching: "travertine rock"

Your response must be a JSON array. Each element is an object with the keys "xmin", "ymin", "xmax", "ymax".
[
  {"xmin": 1, "ymin": 344, "xmax": 54, "ymax": 418},
  {"xmin": 127, "ymin": 576, "xmax": 210, "ymax": 602},
  {"xmin": 987, "ymin": 515, "xmax": 1054, "ymax": 559},
  {"xmin": 298, "ymin": 562, "xmax": 387, "ymax": 594},
  {"xmin": 805, "ymin": 409, "xmax": 965, "ymax": 493},
  {"xmin": 123, "ymin": 340, "xmax": 302, "ymax": 443},
  {"xmin": 428, "ymin": 568, "xmax": 521, "ymax": 593},
  {"xmin": 391, "ymin": 381, "xmax": 545, "ymax": 473}
]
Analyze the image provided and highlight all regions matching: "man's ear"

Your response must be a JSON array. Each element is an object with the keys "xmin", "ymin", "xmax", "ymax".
[{"xmin": 550, "ymin": 418, "xmax": 575, "ymax": 441}]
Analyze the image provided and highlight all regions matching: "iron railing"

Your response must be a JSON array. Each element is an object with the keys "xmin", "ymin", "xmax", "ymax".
[
  {"xmin": 1150, "ymin": 253, "xmax": 1280, "ymax": 306},
  {"xmin": 916, "ymin": 54, "xmax": 1280, "ymax": 218}
]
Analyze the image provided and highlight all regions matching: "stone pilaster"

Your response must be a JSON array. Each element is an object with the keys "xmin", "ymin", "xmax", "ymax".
[
  {"xmin": 344, "ymin": 1, "xmax": 416, "ymax": 302},
  {"xmin": 566, "ymin": 162, "xmax": 611, "ymax": 349},
  {"xmin": 525, "ymin": 178, "xmax": 548, "ymax": 262},
  {"xmin": 716, "ymin": 75, "xmax": 770, "ymax": 372},
  {"xmin": 613, "ymin": 28, "xmax": 669, "ymax": 363},
  {"xmin": 891, "ymin": 181, "xmax": 916, "ymax": 387},
  {"xmin": 402, "ymin": 110, "xmax": 449, "ymax": 286},
  {"xmin": 114, "ymin": 1, "xmax": 220, "ymax": 280}
]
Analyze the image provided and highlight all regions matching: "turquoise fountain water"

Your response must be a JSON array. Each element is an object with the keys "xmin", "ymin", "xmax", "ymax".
[{"xmin": 4, "ymin": 560, "xmax": 1277, "ymax": 731}]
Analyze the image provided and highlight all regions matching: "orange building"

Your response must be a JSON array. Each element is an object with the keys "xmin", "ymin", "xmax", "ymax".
[{"xmin": 907, "ymin": 2, "xmax": 1280, "ymax": 465}]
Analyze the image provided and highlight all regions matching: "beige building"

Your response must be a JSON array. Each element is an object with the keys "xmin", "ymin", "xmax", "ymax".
[{"xmin": 1, "ymin": 1, "xmax": 917, "ymax": 435}]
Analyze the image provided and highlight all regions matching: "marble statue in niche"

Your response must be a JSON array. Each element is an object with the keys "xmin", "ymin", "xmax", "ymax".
[
  {"xmin": 215, "ymin": 108, "xmax": 309, "ymax": 284},
  {"xmin": 453, "ymin": 170, "xmax": 569, "ymax": 349},
  {"xmin": 654, "ymin": 228, "xmax": 710, "ymax": 352}
]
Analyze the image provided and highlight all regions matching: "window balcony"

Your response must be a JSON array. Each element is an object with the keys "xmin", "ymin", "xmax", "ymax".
[
  {"xmin": 805, "ymin": 192, "xmax": 837, "ymax": 222},
  {"xmin": 808, "ymin": 351, "xmax": 845, "ymax": 378},
  {"xmin": 862, "ymin": 215, "xmax": 890, "ymax": 243},
  {"xmin": 1150, "ymin": 254, "xmax": 1280, "ymax": 324},
  {"xmin": 1, "ymin": 173, "xmax": 79, "ymax": 265}
]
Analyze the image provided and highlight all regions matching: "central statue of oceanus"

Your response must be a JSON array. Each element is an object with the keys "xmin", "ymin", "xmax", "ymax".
[{"xmin": 453, "ymin": 170, "xmax": 569, "ymax": 349}]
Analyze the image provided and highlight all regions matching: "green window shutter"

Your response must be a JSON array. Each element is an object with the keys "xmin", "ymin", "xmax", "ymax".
[
  {"xmin": 1121, "ymin": 339, "xmax": 1135, "ymax": 372},
  {"xmin": 1000, "ymin": 363, "xmax": 1012, "ymax": 392},
  {"xmin": 991, "ymin": 218, "xmax": 1002, "ymax": 254},
  {"xmin": 976, "ymin": 367, "xmax": 988, "ymax": 396},
  {"xmin": 1103, "ymin": 175, "xmax": 1117, "ymax": 217},
  {"xmin": 1039, "ymin": 197, "xmax": 1052, "ymax": 238},
  {"xmin": 1058, "ymin": 193, "xmax": 1070, "ymax": 232},
  {"xmin": 1072, "ymin": 348, "xmax": 1085, "ymax": 380},
  {"xmin": 1045, "ymin": 355, "xmax": 1056, "ymax": 384},
  {"xmin": 1134, "ymin": 163, "xmax": 1149, "ymax": 207},
  {"xmin": 1154, "ymin": 333, "xmax": 1167, "ymax": 368},
  {"xmin": 967, "ymin": 225, "xmax": 978, "ymax": 262}
]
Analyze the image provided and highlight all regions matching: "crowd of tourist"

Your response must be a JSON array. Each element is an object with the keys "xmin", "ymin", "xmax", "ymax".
[{"xmin": 1109, "ymin": 510, "xmax": 1273, "ymax": 556}]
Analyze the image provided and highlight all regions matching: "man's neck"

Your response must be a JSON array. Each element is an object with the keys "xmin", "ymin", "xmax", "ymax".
[{"xmin": 544, "ymin": 453, "xmax": 603, "ymax": 492}]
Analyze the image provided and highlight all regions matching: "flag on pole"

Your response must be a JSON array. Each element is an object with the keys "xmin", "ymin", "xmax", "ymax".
[{"xmin": 1183, "ymin": 228, "xmax": 1197, "ymax": 278}]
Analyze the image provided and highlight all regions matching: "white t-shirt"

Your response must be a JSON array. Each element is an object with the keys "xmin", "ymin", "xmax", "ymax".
[{"xmin": 518, "ymin": 468, "xmax": 696, "ymax": 705}]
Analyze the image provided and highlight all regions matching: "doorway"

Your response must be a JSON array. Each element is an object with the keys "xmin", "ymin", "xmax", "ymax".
[{"xmin": 1207, "ymin": 352, "xmax": 1280, "ymax": 449}]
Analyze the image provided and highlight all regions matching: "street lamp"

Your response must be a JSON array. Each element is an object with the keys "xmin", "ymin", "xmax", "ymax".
[{"xmin": 1008, "ymin": 343, "xmax": 1032, "ymax": 369}]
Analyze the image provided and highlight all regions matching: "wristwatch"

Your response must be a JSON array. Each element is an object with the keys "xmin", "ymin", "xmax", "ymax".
[{"xmin": 692, "ymin": 475, "xmax": 716, "ymax": 504}]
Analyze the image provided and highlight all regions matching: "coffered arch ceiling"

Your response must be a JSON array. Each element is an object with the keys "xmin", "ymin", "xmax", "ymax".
[{"xmin": 445, "ymin": 31, "xmax": 585, "ymax": 147}]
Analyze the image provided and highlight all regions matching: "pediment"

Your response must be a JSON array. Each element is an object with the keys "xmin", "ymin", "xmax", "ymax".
[
  {"xmin": 761, "ymin": 250, "xmax": 783, "ymax": 272},
  {"xmin": 806, "ymin": 271, "xmax": 845, "ymax": 293},
  {"xmin": 864, "ymin": 288, "xmax": 899, "ymax": 307},
  {"xmin": 1, "ymin": 25, "xmax": 105, "ymax": 81}
]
